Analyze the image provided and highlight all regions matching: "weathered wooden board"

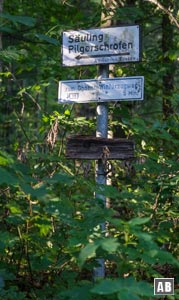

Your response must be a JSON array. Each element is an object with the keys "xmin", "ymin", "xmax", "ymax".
[{"xmin": 66, "ymin": 135, "xmax": 134, "ymax": 160}]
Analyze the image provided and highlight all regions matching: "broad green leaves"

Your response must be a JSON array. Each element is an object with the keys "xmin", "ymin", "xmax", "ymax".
[
  {"xmin": 79, "ymin": 242, "xmax": 99, "ymax": 267},
  {"xmin": 91, "ymin": 277, "xmax": 153, "ymax": 299},
  {"xmin": 0, "ymin": 167, "xmax": 18, "ymax": 185},
  {"xmin": 79, "ymin": 238, "xmax": 119, "ymax": 267}
]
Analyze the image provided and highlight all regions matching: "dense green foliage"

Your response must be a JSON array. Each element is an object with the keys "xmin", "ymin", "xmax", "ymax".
[{"xmin": 0, "ymin": 0, "xmax": 179, "ymax": 299}]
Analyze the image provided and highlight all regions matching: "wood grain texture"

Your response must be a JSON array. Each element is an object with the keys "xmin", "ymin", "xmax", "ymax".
[{"xmin": 66, "ymin": 135, "xmax": 134, "ymax": 160}]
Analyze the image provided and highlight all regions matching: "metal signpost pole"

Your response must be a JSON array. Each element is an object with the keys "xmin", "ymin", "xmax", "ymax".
[
  {"xmin": 60, "ymin": 22, "xmax": 143, "ymax": 281},
  {"xmin": 96, "ymin": 64, "xmax": 109, "ymax": 183},
  {"xmin": 94, "ymin": 64, "xmax": 109, "ymax": 279}
]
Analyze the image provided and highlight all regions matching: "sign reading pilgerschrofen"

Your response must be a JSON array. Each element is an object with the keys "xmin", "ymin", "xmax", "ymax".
[{"xmin": 62, "ymin": 25, "xmax": 141, "ymax": 66}]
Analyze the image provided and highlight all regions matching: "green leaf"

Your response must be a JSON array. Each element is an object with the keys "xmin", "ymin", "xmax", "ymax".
[
  {"xmin": 30, "ymin": 255, "xmax": 52, "ymax": 271},
  {"xmin": 48, "ymin": 172, "xmax": 74, "ymax": 185},
  {"xmin": 35, "ymin": 34, "xmax": 60, "ymax": 45},
  {"xmin": 118, "ymin": 290, "xmax": 141, "ymax": 300},
  {"xmin": 116, "ymin": 6, "xmax": 144, "ymax": 19},
  {"xmin": 91, "ymin": 0, "xmax": 101, "ymax": 3},
  {"xmin": 100, "ymin": 238, "xmax": 119, "ymax": 252},
  {"xmin": 0, "ymin": 48, "xmax": 21, "ymax": 62},
  {"xmin": 91, "ymin": 277, "xmax": 153, "ymax": 297},
  {"xmin": 155, "ymin": 250, "xmax": 179, "ymax": 266},
  {"xmin": 0, "ymin": 25, "xmax": 15, "ymax": 33},
  {"xmin": 133, "ymin": 280, "xmax": 153, "ymax": 296},
  {"xmin": 0, "ymin": 167, "xmax": 18, "ymax": 185},
  {"xmin": 0, "ymin": 276, "xmax": 5, "ymax": 288},
  {"xmin": 0, "ymin": 232, "xmax": 18, "ymax": 251},
  {"xmin": 20, "ymin": 182, "xmax": 47, "ymax": 199},
  {"xmin": 91, "ymin": 278, "xmax": 123, "ymax": 295},
  {"xmin": 64, "ymin": 109, "xmax": 71, "ymax": 116},
  {"xmin": 79, "ymin": 242, "xmax": 99, "ymax": 267},
  {"xmin": 7, "ymin": 201, "xmax": 22, "ymax": 214},
  {"xmin": 0, "ymin": 151, "xmax": 14, "ymax": 165},
  {"xmin": 78, "ymin": 237, "xmax": 119, "ymax": 267},
  {"xmin": 96, "ymin": 185, "xmax": 120, "ymax": 199},
  {"xmin": 0, "ymin": 13, "xmax": 36, "ymax": 26},
  {"xmin": 128, "ymin": 217, "xmax": 150, "ymax": 226},
  {"xmin": 0, "ymin": 269, "xmax": 15, "ymax": 281},
  {"xmin": 35, "ymin": 218, "xmax": 52, "ymax": 236},
  {"xmin": 60, "ymin": 284, "xmax": 92, "ymax": 300}
]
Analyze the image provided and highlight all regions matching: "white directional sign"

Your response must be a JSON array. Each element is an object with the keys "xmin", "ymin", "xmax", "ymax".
[
  {"xmin": 58, "ymin": 76, "xmax": 144, "ymax": 104},
  {"xmin": 62, "ymin": 25, "xmax": 141, "ymax": 66}
]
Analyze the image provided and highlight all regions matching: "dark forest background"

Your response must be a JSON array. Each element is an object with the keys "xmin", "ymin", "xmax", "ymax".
[{"xmin": 0, "ymin": 0, "xmax": 179, "ymax": 299}]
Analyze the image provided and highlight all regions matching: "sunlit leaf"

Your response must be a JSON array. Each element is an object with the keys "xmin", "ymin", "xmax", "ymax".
[
  {"xmin": 79, "ymin": 242, "xmax": 98, "ymax": 267},
  {"xmin": 35, "ymin": 33, "xmax": 59, "ymax": 45},
  {"xmin": 100, "ymin": 238, "xmax": 119, "ymax": 252},
  {"xmin": 128, "ymin": 217, "xmax": 151, "ymax": 226},
  {"xmin": 0, "ymin": 13, "xmax": 36, "ymax": 26}
]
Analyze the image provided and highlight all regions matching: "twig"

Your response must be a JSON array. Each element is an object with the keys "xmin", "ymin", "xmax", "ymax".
[
  {"xmin": 6, "ymin": 68, "xmax": 41, "ymax": 111},
  {"xmin": 14, "ymin": 110, "xmax": 32, "ymax": 144},
  {"xmin": 145, "ymin": 0, "xmax": 179, "ymax": 29},
  {"xmin": 23, "ymin": 91, "xmax": 41, "ymax": 111},
  {"xmin": 152, "ymin": 185, "xmax": 163, "ymax": 211}
]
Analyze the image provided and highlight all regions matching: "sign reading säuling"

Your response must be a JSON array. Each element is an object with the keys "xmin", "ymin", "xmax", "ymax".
[{"xmin": 62, "ymin": 25, "xmax": 141, "ymax": 66}]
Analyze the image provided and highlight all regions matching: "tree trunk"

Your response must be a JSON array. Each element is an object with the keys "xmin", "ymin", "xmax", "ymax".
[
  {"xmin": 162, "ymin": 3, "xmax": 175, "ymax": 119},
  {"xmin": 101, "ymin": 0, "xmax": 118, "ymax": 26},
  {"xmin": 0, "ymin": 0, "xmax": 3, "ymax": 70}
]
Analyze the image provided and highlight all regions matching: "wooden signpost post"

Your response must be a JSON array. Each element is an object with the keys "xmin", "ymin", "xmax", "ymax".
[{"xmin": 59, "ymin": 24, "xmax": 143, "ymax": 279}]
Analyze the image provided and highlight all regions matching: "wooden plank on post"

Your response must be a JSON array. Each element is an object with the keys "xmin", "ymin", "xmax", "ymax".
[{"xmin": 66, "ymin": 135, "xmax": 134, "ymax": 160}]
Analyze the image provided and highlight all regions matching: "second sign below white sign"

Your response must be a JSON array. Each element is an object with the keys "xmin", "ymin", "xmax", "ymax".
[{"xmin": 58, "ymin": 76, "xmax": 144, "ymax": 104}]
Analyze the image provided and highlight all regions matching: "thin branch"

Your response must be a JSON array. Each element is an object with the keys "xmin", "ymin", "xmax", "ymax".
[
  {"xmin": 14, "ymin": 110, "xmax": 32, "ymax": 144},
  {"xmin": 23, "ymin": 91, "xmax": 41, "ymax": 111},
  {"xmin": 145, "ymin": 0, "xmax": 179, "ymax": 29},
  {"xmin": 7, "ymin": 68, "xmax": 42, "ymax": 111},
  {"xmin": 152, "ymin": 185, "xmax": 163, "ymax": 211}
]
